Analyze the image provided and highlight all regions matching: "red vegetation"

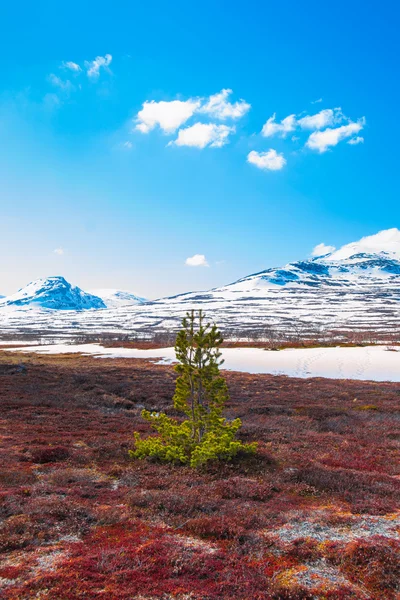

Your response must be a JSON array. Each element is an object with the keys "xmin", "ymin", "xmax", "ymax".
[
  {"xmin": 30, "ymin": 445, "xmax": 70, "ymax": 464},
  {"xmin": 0, "ymin": 351, "xmax": 399, "ymax": 599}
]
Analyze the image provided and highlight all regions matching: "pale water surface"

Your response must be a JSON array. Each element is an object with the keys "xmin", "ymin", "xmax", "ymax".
[{"xmin": 4, "ymin": 343, "xmax": 400, "ymax": 382}]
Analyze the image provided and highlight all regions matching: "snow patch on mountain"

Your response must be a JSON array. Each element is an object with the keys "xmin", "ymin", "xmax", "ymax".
[
  {"xmin": 0, "ymin": 277, "xmax": 106, "ymax": 310},
  {"xmin": 89, "ymin": 289, "xmax": 148, "ymax": 308}
]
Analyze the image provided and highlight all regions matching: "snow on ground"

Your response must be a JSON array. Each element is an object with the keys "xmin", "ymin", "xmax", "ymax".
[
  {"xmin": 0, "ymin": 340, "xmax": 41, "ymax": 345},
  {"xmin": 5, "ymin": 343, "xmax": 400, "ymax": 382}
]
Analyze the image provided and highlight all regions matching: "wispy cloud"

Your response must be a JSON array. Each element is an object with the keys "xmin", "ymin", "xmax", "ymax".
[
  {"xmin": 61, "ymin": 61, "xmax": 81, "ymax": 73},
  {"xmin": 311, "ymin": 243, "xmax": 336, "ymax": 257},
  {"xmin": 48, "ymin": 74, "xmax": 74, "ymax": 93},
  {"xmin": 185, "ymin": 254, "xmax": 209, "ymax": 267},
  {"xmin": 84, "ymin": 54, "xmax": 112, "ymax": 78},
  {"xmin": 261, "ymin": 114, "xmax": 296, "ymax": 137},
  {"xmin": 45, "ymin": 54, "xmax": 112, "ymax": 107},
  {"xmin": 347, "ymin": 136, "xmax": 364, "ymax": 145},
  {"xmin": 53, "ymin": 247, "xmax": 65, "ymax": 255},
  {"xmin": 171, "ymin": 123, "xmax": 235, "ymax": 148},
  {"xmin": 247, "ymin": 149, "xmax": 286, "ymax": 171}
]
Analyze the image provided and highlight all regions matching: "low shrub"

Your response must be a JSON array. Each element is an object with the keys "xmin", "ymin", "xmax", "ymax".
[
  {"xmin": 338, "ymin": 537, "xmax": 400, "ymax": 598},
  {"xmin": 217, "ymin": 476, "xmax": 275, "ymax": 501},
  {"xmin": 31, "ymin": 446, "xmax": 70, "ymax": 464}
]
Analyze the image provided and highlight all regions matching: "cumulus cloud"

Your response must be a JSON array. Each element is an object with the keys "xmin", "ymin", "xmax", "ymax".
[
  {"xmin": 84, "ymin": 54, "xmax": 112, "ymax": 78},
  {"xmin": 261, "ymin": 113, "xmax": 296, "ymax": 137},
  {"xmin": 53, "ymin": 247, "xmax": 65, "ymax": 255},
  {"xmin": 199, "ymin": 88, "xmax": 250, "ymax": 120},
  {"xmin": 247, "ymin": 149, "xmax": 286, "ymax": 171},
  {"xmin": 260, "ymin": 107, "xmax": 366, "ymax": 153},
  {"xmin": 298, "ymin": 108, "xmax": 342, "ymax": 130},
  {"xmin": 171, "ymin": 123, "xmax": 235, "ymax": 148},
  {"xmin": 136, "ymin": 99, "xmax": 201, "ymax": 134},
  {"xmin": 306, "ymin": 119, "xmax": 365, "ymax": 153},
  {"xmin": 262, "ymin": 108, "xmax": 343, "ymax": 137},
  {"xmin": 135, "ymin": 88, "xmax": 249, "ymax": 136},
  {"xmin": 311, "ymin": 243, "xmax": 336, "ymax": 257},
  {"xmin": 348, "ymin": 136, "xmax": 364, "ymax": 145},
  {"xmin": 185, "ymin": 254, "xmax": 209, "ymax": 267},
  {"xmin": 61, "ymin": 61, "xmax": 81, "ymax": 72}
]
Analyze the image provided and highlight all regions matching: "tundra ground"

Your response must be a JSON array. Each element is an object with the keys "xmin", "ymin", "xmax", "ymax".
[{"xmin": 0, "ymin": 351, "xmax": 399, "ymax": 599}]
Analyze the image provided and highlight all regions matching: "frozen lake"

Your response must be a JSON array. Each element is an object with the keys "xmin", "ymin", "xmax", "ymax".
[{"xmin": 4, "ymin": 343, "xmax": 400, "ymax": 382}]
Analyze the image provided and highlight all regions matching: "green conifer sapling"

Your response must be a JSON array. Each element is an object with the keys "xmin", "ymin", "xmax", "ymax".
[{"xmin": 130, "ymin": 310, "xmax": 257, "ymax": 467}]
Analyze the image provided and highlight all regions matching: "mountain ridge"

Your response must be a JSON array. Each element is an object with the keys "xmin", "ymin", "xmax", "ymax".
[{"xmin": 1, "ymin": 229, "xmax": 400, "ymax": 339}]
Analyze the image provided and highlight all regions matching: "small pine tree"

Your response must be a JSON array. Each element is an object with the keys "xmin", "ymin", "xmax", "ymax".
[{"xmin": 130, "ymin": 310, "xmax": 257, "ymax": 467}]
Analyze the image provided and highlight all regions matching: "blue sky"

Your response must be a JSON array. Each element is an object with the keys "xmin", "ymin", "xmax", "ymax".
[{"xmin": 1, "ymin": 1, "xmax": 399, "ymax": 298}]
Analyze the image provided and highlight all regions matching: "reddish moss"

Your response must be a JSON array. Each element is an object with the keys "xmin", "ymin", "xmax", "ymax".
[{"xmin": 31, "ymin": 446, "xmax": 70, "ymax": 464}]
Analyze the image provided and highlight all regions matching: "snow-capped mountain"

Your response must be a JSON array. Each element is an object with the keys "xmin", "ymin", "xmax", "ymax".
[
  {"xmin": 156, "ymin": 229, "xmax": 400, "ymax": 306},
  {"xmin": 1, "ymin": 229, "xmax": 400, "ymax": 339},
  {"xmin": 0, "ymin": 277, "xmax": 106, "ymax": 311},
  {"xmin": 203, "ymin": 251, "xmax": 400, "ymax": 298},
  {"xmin": 89, "ymin": 289, "xmax": 148, "ymax": 308}
]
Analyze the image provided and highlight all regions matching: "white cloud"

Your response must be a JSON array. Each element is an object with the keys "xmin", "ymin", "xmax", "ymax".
[
  {"xmin": 171, "ymin": 122, "xmax": 235, "ymax": 148},
  {"xmin": 312, "ymin": 98, "xmax": 323, "ymax": 104},
  {"xmin": 260, "ymin": 107, "xmax": 365, "ymax": 151},
  {"xmin": 123, "ymin": 141, "xmax": 133, "ymax": 149},
  {"xmin": 136, "ymin": 99, "xmax": 201, "ymax": 134},
  {"xmin": 348, "ymin": 136, "xmax": 364, "ymax": 145},
  {"xmin": 261, "ymin": 113, "xmax": 296, "ymax": 137},
  {"xmin": 135, "ymin": 89, "xmax": 249, "ymax": 137},
  {"xmin": 53, "ymin": 247, "xmax": 64, "ymax": 255},
  {"xmin": 62, "ymin": 61, "xmax": 81, "ymax": 72},
  {"xmin": 306, "ymin": 119, "xmax": 365, "ymax": 153},
  {"xmin": 185, "ymin": 254, "xmax": 209, "ymax": 267},
  {"xmin": 247, "ymin": 149, "xmax": 286, "ymax": 171},
  {"xmin": 298, "ymin": 108, "xmax": 342, "ymax": 130},
  {"xmin": 84, "ymin": 54, "xmax": 112, "ymax": 78},
  {"xmin": 199, "ymin": 89, "xmax": 250, "ymax": 120},
  {"xmin": 48, "ymin": 74, "xmax": 74, "ymax": 92},
  {"xmin": 311, "ymin": 243, "xmax": 336, "ymax": 257}
]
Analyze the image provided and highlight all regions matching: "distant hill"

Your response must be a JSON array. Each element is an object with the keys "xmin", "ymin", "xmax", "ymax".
[
  {"xmin": 89, "ymin": 289, "xmax": 148, "ymax": 308},
  {"xmin": 0, "ymin": 277, "xmax": 106, "ymax": 311}
]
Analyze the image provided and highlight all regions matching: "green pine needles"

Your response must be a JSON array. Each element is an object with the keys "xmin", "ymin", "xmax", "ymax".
[{"xmin": 130, "ymin": 310, "xmax": 257, "ymax": 468}]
